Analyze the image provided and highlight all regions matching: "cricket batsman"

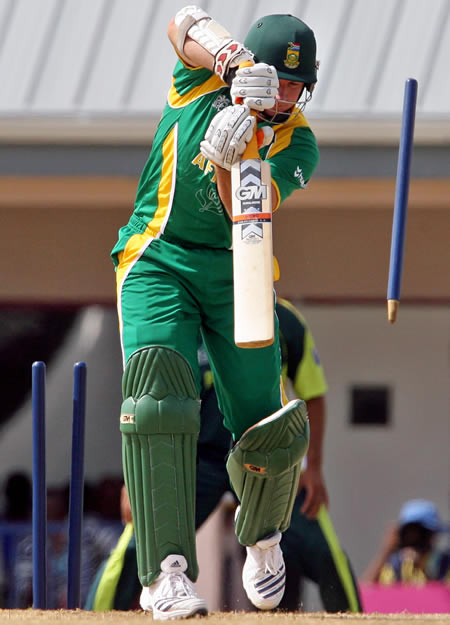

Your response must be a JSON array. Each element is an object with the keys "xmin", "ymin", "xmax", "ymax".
[{"xmin": 112, "ymin": 5, "xmax": 320, "ymax": 619}]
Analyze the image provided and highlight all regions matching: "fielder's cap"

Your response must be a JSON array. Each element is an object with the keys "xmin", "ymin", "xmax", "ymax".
[
  {"xmin": 245, "ymin": 14, "xmax": 318, "ymax": 85},
  {"xmin": 398, "ymin": 499, "xmax": 446, "ymax": 532}
]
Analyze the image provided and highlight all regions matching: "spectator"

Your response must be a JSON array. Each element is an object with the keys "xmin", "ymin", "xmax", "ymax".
[
  {"xmin": 362, "ymin": 499, "xmax": 450, "ymax": 585},
  {"xmin": 14, "ymin": 486, "xmax": 68, "ymax": 607},
  {"xmin": 3, "ymin": 472, "xmax": 32, "ymax": 521},
  {"xmin": 0, "ymin": 472, "xmax": 32, "ymax": 607},
  {"xmin": 13, "ymin": 481, "xmax": 122, "ymax": 608}
]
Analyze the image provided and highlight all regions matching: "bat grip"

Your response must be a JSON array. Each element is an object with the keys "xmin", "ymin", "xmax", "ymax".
[{"xmin": 236, "ymin": 60, "xmax": 260, "ymax": 161}]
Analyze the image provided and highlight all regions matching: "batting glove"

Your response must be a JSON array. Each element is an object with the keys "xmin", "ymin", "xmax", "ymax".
[
  {"xmin": 214, "ymin": 41, "xmax": 254, "ymax": 84},
  {"xmin": 230, "ymin": 63, "xmax": 279, "ymax": 111},
  {"xmin": 200, "ymin": 105, "xmax": 274, "ymax": 171}
]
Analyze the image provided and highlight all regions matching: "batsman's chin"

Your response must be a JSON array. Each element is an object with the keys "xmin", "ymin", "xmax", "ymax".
[{"xmin": 258, "ymin": 108, "xmax": 292, "ymax": 124}]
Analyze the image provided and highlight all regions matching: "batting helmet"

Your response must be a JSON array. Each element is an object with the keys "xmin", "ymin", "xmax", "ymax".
[{"xmin": 244, "ymin": 14, "xmax": 318, "ymax": 91}]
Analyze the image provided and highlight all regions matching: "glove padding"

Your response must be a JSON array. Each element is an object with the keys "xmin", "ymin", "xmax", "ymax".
[
  {"xmin": 200, "ymin": 104, "xmax": 274, "ymax": 171},
  {"xmin": 214, "ymin": 41, "xmax": 254, "ymax": 83},
  {"xmin": 230, "ymin": 63, "xmax": 279, "ymax": 111}
]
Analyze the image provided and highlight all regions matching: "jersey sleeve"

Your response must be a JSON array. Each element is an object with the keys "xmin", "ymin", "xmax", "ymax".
[
  {"xmin": 168, "ymin": 59, "xmax": 226, "ymax": 110},
  {"xmin": 293, "ymin": 325, "xmax": 328, "ymax": 401},
  {"xmin": 277, "ymin": 298, "xmax": 327, "ymax": 402},
  {"xmin": 264, "ymin": 113, "xmax": 319, "ymax": 207},
  {"xmin": 171, "ymin": 58, "xmax": 216, "ymax": 94}
]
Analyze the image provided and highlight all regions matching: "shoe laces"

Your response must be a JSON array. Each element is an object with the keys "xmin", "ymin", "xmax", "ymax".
[
  {"xmin": 159, "ymin": 570, "xmax": 195, "ymax": 599},
  {"xmin": 252, "ymin": 544, "xmax": 282, "ymax": 576}
]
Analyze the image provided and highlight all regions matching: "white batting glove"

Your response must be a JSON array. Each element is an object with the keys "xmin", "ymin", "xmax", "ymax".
[
  {"xmin": 230, "ymin": 63, "xmax": 279, "ymax": 111},
  {"xmin": 214, "ymin": 42, "xmax": 254, "ymax": 84},
  {"xmin": 200, "ymin": 104, "xmax": 256, "ymax": 170}
]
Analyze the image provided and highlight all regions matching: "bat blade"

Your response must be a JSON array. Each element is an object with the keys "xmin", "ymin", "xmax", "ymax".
[{"xmin": 231, "ymin": 156, "xmax": 274, "ymax": 348}]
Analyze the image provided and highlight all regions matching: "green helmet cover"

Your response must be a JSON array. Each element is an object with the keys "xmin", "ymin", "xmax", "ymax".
[{"xmin": 244, "ymin": 14, "xmax": 318, "ymax": 87}]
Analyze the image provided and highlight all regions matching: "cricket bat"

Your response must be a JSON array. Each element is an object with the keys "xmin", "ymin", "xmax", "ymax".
[{"xmin": 231, "ymin": 70, "xmax": 274, "ymax": 348}]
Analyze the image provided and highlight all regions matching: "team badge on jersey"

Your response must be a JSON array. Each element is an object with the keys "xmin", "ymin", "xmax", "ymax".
[
  {"xmin": 284, "ymin": 42, "xmax": 300, "ymax": 69},
  {"xmin": 212, "ymin": 94, "xmax": 231, "ymax": 111},
  {"xmin": 294, "ymin": 166, "xmax": 306, "ymax": 188}
]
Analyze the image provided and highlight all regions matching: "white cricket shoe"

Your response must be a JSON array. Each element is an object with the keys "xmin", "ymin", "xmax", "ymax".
[
  {"xmin": 242, "ymin": 531, "xmax": 286, "ymax": 610},
  {"xmin": 140, "ymin": 554, "xmax": 208, "ymax": 620}
]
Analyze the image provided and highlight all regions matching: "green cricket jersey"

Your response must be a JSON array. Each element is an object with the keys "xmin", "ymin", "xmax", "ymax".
[{"xmin": 111, "ymin": 58, "xmax": 319, "ymax": 263}]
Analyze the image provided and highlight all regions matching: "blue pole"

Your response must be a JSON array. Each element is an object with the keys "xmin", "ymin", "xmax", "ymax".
[
  {"xmin": 387, "ymin": 78, "xmax": 418, "ymax": 322},
  {"xmin": 32, "ymin": 361, "xmax": 47, "ymax": 609},
  {"xmin": 67, "ymin": 361, "xmax": 87, "ymax": 609}
]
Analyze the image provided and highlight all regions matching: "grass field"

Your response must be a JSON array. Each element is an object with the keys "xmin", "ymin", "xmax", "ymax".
[{"xmin": 1, "ymin": 611, "xmax": 449, "ymax": 625}]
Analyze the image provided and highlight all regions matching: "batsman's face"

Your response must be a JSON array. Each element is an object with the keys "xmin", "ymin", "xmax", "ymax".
[{"xmin": 267, "ymin": 79, "xmax": 305, "ymax": 115}]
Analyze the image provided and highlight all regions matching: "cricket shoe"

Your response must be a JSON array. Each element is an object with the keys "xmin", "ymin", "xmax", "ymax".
[
  {"xmin": 242, "ymin": 531, "xmax": 285, "ymax": 610},
  {"xmin": 140, "ymin": 554, "xmax": 208, "ymax": 620}
]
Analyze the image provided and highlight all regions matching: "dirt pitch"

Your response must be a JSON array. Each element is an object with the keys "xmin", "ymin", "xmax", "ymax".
[{"xmin": 1, "ymin": 611, "xmax": 449, "ymax": 625}]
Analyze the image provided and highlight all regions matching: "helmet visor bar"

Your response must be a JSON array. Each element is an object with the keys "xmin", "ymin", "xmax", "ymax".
[{"xmin": 258, "ymin": 88, "xmax": 313, "ymax": 124}]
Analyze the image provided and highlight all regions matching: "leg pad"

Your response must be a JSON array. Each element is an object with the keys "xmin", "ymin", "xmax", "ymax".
[
  {"xmin": 226, "ymin": 399, "xmax": 309, "ymax": 545},
  {"xmin": 120, "ymin": 347, "xmax": 200, "ymax": 585}
]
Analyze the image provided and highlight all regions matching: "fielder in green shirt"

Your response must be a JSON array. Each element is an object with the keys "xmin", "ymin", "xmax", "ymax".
[{"xmin": 86, "ymin": 299, "xmax": 362, "ymax": 613}]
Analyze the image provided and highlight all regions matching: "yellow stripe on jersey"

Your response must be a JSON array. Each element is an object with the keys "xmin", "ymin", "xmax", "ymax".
[
  {"xmin": 281, "ymin": 375, "xmax": 289, "ymax": 405},
  {"xmin": 271, "ymin": 178, "xmax": 281, "ymax": 211},
  {"xmin": 157, "ymin": 125, "xmax": 178, "ymax": 222},
  {"xmin": 116, "ymin": 125, "xmax": 178, "ymax": 330},
  {"xmin": 273, "ymin": 256, "xmax": 280, "ymax": 281},
  {"xmin": 168, "ymin": 74, "xmax": 225, "ymax": 108},
  {"xmin": 268, "ymin": 111, "xmax": 310, "ymax": 159}
]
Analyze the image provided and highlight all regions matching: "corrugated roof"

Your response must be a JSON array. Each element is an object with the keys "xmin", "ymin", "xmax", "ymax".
[{"xmin": 0, "ymin": 0, "xmax": 449, "ymax": 143}]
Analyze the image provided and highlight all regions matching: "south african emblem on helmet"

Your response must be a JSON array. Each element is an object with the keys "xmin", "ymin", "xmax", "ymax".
[{"xmin": 284, "ymin": 42, "xmax": 300, "ymax": 69}]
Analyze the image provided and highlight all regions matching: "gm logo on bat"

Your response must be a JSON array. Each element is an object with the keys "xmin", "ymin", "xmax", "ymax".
[{"xmin": 235, "ymin": 184, "xmax": 267, "ymax": 201}]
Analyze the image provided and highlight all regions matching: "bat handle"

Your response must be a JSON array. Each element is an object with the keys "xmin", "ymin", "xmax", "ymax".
[{"xmin": 235, "ymin": 61, "xmax": 260, "ymax": 161}]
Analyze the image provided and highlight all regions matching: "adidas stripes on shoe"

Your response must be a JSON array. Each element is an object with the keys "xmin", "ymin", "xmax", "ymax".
[
  {"xmin": 140, "ymin": 554, "xmax": 208, "ymax": 620},
  {"xmin": 242, "ymin": 531, "xmax": 286, "ymax": 610}
]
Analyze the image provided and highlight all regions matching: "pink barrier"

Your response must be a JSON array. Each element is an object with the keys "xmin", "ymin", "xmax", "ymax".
[{"xmin": 360, "ymin": 582, "xmax": 450, "ymax": 614}]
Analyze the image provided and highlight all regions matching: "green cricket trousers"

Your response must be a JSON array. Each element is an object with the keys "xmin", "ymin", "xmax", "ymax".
[{"xmin": 116, "ymin": 237, "xmax": 282, "ymax": 440}]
